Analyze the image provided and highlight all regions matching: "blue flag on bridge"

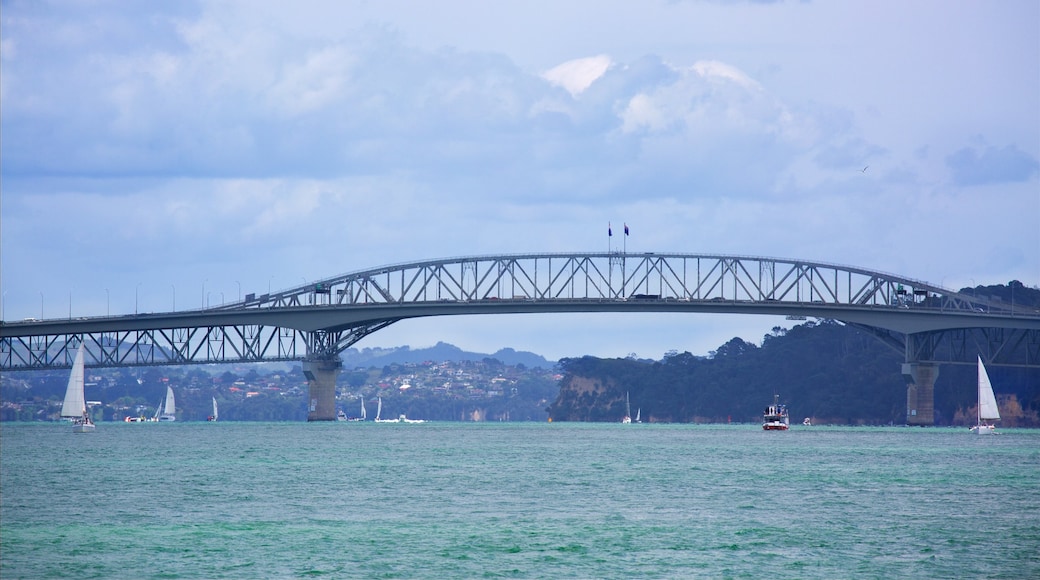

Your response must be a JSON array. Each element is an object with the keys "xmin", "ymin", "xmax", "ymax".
[
  {"xmin": 608, "ymin": 223, "xmax": 613, "ymax": 237},
  {"xmin": 624, "ymin": 223, "xmax": 629, "ymax": 236}
]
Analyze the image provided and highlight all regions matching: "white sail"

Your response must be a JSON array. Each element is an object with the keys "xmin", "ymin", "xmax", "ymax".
[
  {"xmin": 157, "ymin": 386, "xmax": 177, "ymax": 421},
  {"xmin": 376, "ymin": 397, "xmax": 382, "ymax": 421},
  {"xmin": 165, "ymin": 387, "xmax": 176, "ymax": 415},
  {"xmin": 212, "ymin": 397, "xmax": 219, "ymax": 421},
  {"xmin": 977, "ymin": 356, "xmax": 1000, "ymax": 421},
  {"xmin": 360, "ymin": 396, "xmax": 366, "ymax": 420},
  {"xmin": 61, "ymin": 347, "xmax": 87, "ymax": 418}
]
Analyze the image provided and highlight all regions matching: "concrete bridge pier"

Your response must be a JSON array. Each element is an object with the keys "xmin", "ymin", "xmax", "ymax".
[
  {"xmin": 303, "ymin": 357, "xmax": 342, "ymax": 421},
  {"xmin": 902, "ymin": 362, "xmax": 939, "ymax": 425}
]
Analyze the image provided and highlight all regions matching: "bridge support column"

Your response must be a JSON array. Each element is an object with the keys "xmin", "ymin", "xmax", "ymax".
[
  {"xmin": 303, "ymin": 358, "xmax": 341, "ymax": 422},
  {"xmin": 902, "ymin": 362, "xmax": 938, "ymax": 426}
]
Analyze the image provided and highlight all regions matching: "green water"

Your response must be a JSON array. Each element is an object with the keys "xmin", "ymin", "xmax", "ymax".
[{"xmin": 2, "ymin": 422, "xmax": 1038, "ymax": 579}]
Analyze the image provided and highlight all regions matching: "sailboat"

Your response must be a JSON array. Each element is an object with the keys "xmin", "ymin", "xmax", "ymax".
[
  {"xmin": 374, "ymin": 396, "xmax": 400, "ymax": 422},
  {"xmin": 61, "ymin": 346, "xmax": 95, "ymax": 433},
  {"xmin": 341, "ymin": 396, "xmax": 367, "ymax": 421},
  {"xmin": 154, "ymin": 386, "xmax": 177, "ymax": 422},
  {"xmin": 207, "ymin": 397, "xmax": 218, "ymax": 421},
  {"xmin": 635, "ymin": 407, "xmax": 641, "ymax": 424},
  {"xmin": 621, "ymin": 391, "xmax": 632, "ymax": 424},
  {"xmin": 374, "ymin": 397, "xmax": 413, "ymax": 426},
  {"xmin": 970, "ymin": 356, "xmax": 1000, "ymax": 434}
]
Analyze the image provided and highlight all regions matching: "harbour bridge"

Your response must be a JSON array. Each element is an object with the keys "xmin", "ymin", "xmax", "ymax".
[{"xmin": 3, "ymin": 252, "xmax": 1039, "ymax": 423}]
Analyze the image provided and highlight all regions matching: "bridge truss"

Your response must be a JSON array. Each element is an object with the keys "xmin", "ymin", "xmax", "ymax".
[{"xmin": 3, "ymin": 253, "xmax": 1038, "ymax": 371}]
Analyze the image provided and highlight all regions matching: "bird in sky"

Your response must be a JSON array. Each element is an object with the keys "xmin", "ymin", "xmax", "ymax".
[{"xmin": 861, "ymin": 165, "xmax": 869, "ymax": 173}]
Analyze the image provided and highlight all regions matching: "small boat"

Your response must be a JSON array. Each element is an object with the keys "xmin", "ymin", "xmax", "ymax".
[
  {"xmin": 635, "ymin": 407, "xmax": 641, "ymax": 424},
  {"xmin": 399, "ymin": 414, "xmax": 425, "ymax": 423},
  {"xmin": 621, "ymin": 391, "xmax": 632, "ymax": 424},
  {"xmin": 207, "ymin": 397, "xmax": 218, "ymax": 422},
  {"xmin": 374, "ymin": 396, "xmax": 395, "ymax": 422},
  {"xmin": 340, "ymin": 396, "xmax": 367, "ymax": 422},
  {"xmin": 154, "ymin": 386, "xmax": 177, "ymax": 422},
  {"xmin": 803, "ymin": 417, "xmax": 812, "ymax": 426},
  {"xmin": 372, "ymin": 397, "xmax": 424, "ymax": 423},
  {"xmin": 61, "ymin": 346, "xmax": 95, "ymax": 433},
  {"xmin": 762, "ymin": 394, "xmax": 789, "ymax": 431},
  {"xmin": 969, "ymin": 356, "xmax": 1000, "ymax": 435}
]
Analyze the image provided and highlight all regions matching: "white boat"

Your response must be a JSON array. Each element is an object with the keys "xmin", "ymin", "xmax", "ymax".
[
  {"xmin": 341, "ymin": 396, "xmax": 367, "ymax": 422},
  {"xmin": 373, "ymin": 396, "xmax": 423, "ymax": 423},
  {"xmin": 635, "ymin": 407, "xmax": 641, "ymax": 423},
  {"xmin": 969, "ymin": 356, "xmax": 1000, "ymax": 435},
  {"xmin": 621, "ymin": 391, "xmax": 632, "ymax": 424},
  {"xmin": 61, "ymin": 346, "xmax": 95, "ymax": 433},
  {"xmin": 154, "ymin": 386, "xmax": 177, "ymax": 422},
  {"xmin": 763, "ymin": 394, "xmax": 789, "ymax": 431},
  {"xmin": 208, "ymin": 397, "xmax": 218, "ymax": 421}
]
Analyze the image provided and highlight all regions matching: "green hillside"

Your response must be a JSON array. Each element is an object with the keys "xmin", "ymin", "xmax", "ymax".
[{"xmin": 548, "ymin": 318, "xmax": 1040, "ymax": 426}]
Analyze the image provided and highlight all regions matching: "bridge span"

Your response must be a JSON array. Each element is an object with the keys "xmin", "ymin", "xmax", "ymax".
[{"xmin": 3, "ymin": 252, "xmax": 1039, "ymax": 423}]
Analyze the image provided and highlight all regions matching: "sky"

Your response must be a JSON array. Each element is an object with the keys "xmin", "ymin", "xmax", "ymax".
[{"xmin": 2, "ymin": 0, "xmax": 1038, "ymax": 362}]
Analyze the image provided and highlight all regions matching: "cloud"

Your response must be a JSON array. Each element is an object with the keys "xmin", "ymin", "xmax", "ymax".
[
  {"xmin": 2, "ymin": 1, "xmax": 1037, "ymax": 359},
  {"xmin": 543, "ymin": 54, "xmax": 612, "ymax": 96},
  {"xmin": 945, "ymin": 143, "xmax": 1040, "ymax": 186}
]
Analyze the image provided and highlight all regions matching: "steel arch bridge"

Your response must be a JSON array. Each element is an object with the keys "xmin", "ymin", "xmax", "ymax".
[{"xmin": 4, "ymin": 252, "xmax": 1039, "ymax": 422}]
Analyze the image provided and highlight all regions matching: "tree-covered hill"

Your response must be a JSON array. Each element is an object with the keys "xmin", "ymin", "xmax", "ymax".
[{"xmin": 548, "ymin": 318, "xmax": 1040, "ymax": 426}]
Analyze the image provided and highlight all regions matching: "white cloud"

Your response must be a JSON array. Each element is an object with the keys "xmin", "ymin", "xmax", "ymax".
[
  {"xmin": 543, "ymin": 54, "xmax": 612, "ymax": 96},
  {"xmin": 691, "ymin": 60, "xmax": 761, "ymax": 92}
]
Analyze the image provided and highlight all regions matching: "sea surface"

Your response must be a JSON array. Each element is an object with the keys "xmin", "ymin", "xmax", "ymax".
[{"xmin": 2, "ymin": 422, "xmax": 1038, "ymax": 579}]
